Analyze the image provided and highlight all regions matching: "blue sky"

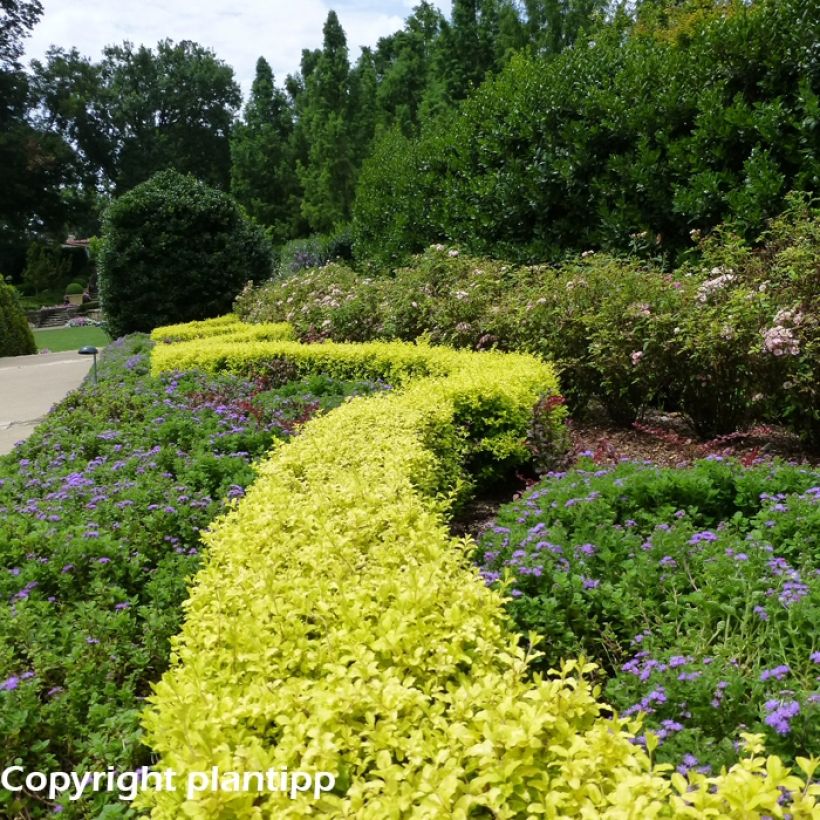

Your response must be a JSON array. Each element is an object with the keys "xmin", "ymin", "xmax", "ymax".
[{"xmin": 24, "ymin": 0, "xmax": 452, "ymax": 99}]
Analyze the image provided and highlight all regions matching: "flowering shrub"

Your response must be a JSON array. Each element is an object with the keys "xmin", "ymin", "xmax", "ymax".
[
  {"xmin": 138, "ymin": 320, "xmax": 817, "ymax": 817},
  {"xmin": 476, "ymin": 458, "xmax": 820, "ymax": 772},
  {"xmin": 0, "ymin": 334, "xmax": 383, "ymax": 817},
  {"xmin": 66, "ymin": 316, "xmax": 101, "ymax": 328},
  {"xmin": 235, "ymin": 198, "xmax": 819, "ymax": 445}
]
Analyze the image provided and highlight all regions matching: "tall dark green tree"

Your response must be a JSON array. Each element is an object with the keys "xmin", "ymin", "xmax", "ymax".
[
  {"xmin": 522, "ymin": 0, "xmax": 609, "ymax": 55},
  {"xmin": 421, "ymin": 0, "xmax": 521, "ymax": 117},
  {"xmin": 29, "ymin": 47, "xmax": 112, "ymax": 238},
  {"xmin": 349, "ymin": 47, "xmax": 377, "ymax": 166},
  {"xmin": 101, "ymin": 39, "xmax": 241, "ymax": 192},
  {"xmin": 230, "ymin": 57, "xmax": 300, "ymax": 244},
  {"xmin": 373, "ymin": 2, "xmax": 444, "ymax": 135},
  {"xmin": 0, "ymin": 0, "xmax": 42, "ymax": 67},
  {"xmin": 297, "ymin": 11, "xmax": 356, "ymax": 233},
  {"xmin": 29, "ymin": 48, "xmax": 113, "ymax": 186},
  {"xmin": 1, "ymin": 0, "xmax": 75, "ymax": 277}
]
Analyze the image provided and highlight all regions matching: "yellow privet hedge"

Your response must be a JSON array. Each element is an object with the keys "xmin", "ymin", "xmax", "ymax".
[
  {"xmin": 150, "ymin": 315, "xmax": 294, "ymax": 345},
  {"xmin": 139, "ymin": 320, "xmax": 819, "ymax": 818},
  {"xmin": 149, "ymin": 314, "xmax": 241, "ymax": 342}
]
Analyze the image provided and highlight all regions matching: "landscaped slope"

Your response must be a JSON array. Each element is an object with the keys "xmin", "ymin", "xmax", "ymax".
[{"xmin": 141, "ymin": 319, "xmax": 818, "ymax": 817}]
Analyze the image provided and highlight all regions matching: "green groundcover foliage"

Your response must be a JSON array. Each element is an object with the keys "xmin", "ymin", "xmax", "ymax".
[
  {"xmin": 0, "ymin": 282, "xmax": 36, "ymax": 356},
  {"xmin": 97, "ymin": 170, "xmax": 272, "ymax": 338},
  {"xmin": 476, "ymin": 458, "xmax": 820, "ymax": 774}
]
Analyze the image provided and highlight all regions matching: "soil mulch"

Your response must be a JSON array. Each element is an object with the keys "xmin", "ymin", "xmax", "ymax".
[{"xmin": 567, "ymin": 408, "xmax": 817, "ymax": 469}]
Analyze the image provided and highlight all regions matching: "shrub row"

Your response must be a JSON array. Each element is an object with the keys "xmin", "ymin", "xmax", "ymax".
[
  {"xmin": 477, "ymin": 458, "xmax": 820, "ymax": 773},
  {"xmin": 235, "ymin": 197, "xmax": 819, "ymax": 445},
  {"xmin": 150, "ymin": 331, "xmax": 568, "ymax": 492},
  {"xmin": 139, "ymin": 320, "xmax": 817, "ymax": 817},
  {"xmin": 0, "ymin": 334, "xmax": 380, "ymax": 817},
  {"xmin": 150, "ymin": 315, "xmax": 293, "ymax": 345}
]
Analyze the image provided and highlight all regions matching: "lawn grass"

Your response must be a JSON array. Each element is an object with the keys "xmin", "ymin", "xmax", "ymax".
[{"xmin": 32, "ymin": 326, "xmax": 110, "ymax": 353}]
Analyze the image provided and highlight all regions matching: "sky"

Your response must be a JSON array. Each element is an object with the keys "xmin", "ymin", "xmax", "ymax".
[{"xmin": 23, "ymin": 0, "xmax": 452, "ymax": 100}]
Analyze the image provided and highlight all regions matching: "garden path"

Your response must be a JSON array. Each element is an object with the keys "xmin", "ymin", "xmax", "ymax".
[{"xmin": 0, "ymin": 351, "xmax": 93, "ymax": 455}]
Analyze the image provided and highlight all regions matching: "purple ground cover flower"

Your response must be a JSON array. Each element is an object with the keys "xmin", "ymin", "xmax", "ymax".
[
  {"xmin": 779, "ymin": 580, "xmax": 809, "ymax": 606},
  {"xmin": 764, "ymin": 700, "xmax": 800, "ymax": 735},
  {"xmin": 760, "ymin": 664, "xmax": 790, "ymax": 682},
  {"xmin": 689, "ymin": 530, "xmax": 718, "ymax": 544}
]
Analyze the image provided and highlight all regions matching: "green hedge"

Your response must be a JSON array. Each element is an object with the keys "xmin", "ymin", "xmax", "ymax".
[
  {"xmin": 353, "ymin": 0, "xmax": 820, "ymax": 265},
  {"xmin": 0, "ymin": 283, "xmax": 36, "ymax": 356}
]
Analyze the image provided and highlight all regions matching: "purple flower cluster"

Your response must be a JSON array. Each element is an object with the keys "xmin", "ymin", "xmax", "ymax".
[
  {"xmin": 0, "ymin": 338, "xmax": 389, "ymax": 805},
  {"xmin": 764, "ymin": 700, "xmax": 800, "ymax": 735}
]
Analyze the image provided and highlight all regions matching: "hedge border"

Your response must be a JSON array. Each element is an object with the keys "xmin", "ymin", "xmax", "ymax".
[{"xmin": 139, "ymin": 319, "xmax": 818, "ymax": 817}]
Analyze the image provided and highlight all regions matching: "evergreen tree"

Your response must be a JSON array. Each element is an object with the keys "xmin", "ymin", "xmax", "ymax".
[
  {"xmin": 230, "ymin": 57, "xmax": 300, "ymax": 244},
  {"xmin": 421, "ymin": 0, "xmax": 519, "ymax": 116},
  {"xmin": 523, "ymin": 0, "xmax": 608, "ymax": 55},
  {"xmin": 297, "ymin": 11, "xmax": 355, "ymax": 233},
  {"xmin": 374, "ymin": 2, "xmax": 443, "ymax": 135},
  {"xmin": 349, "ymin": 48, "xmax": 377, "ymax": 167}
]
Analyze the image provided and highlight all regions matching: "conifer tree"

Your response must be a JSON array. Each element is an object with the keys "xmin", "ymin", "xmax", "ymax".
[
  {"xmin": 297, "ymin": 11, "xmax": 355, "ymax": 233},
  {"xmin": 374, "ymin": 2, "xmax": 443, "ymax": 135},
  {"xmin": 230, "ymin": 57, "xmax": 300, "ymax": 244}
]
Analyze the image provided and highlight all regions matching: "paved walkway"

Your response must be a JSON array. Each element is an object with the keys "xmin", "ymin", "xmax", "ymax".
[{"xmin": 0, "ymin": 351, "xmax": 94, "ymax": 455}]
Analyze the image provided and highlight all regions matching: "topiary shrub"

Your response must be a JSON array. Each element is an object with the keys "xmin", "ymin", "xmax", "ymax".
[
  {"xmin": 0, "ymin": 282, "xmax": 36, "ymax": 356},
  {"xmin": 64, "ymin": 282, "xmax": 84, "ymax": 295},
  {"xmin": 98, "ymin": 170, "xmax": 272, "ymax": 337}
]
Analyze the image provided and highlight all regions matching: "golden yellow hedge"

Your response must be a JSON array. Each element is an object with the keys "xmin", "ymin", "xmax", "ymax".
[
  {"xmin": 150, "ymin": 314, "xmax": 293, "ymax": 345},
  {"xmin": 139, "ymin": 319, "xmax": 819, "ymax": 818}
]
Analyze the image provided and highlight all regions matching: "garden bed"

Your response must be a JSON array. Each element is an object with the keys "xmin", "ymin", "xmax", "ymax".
[
  {"xmin": 0, "ymin": 334, "xmax": 385, "ymax": 817},
  {"xmin": 476, "ymin": 458, "xmax": 820, "ymax": 773},
  {"xmin": 136, "ymin": 318, "xmax": 816, "ymax": 817},
  {"xmin": 1, "ymin": 318, "xmax": 817, "ymax": 816}
]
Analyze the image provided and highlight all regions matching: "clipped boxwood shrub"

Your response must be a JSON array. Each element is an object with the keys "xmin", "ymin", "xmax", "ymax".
[
  {"xmin": 64, "ymin": 282, "xmax": 84, "ymax": 295},
  {"xmin": 98, "ymin": 170, "xmax": 272, "ymax": 337},
  {"xmin": 0, "ymin": 283, "xmax": 36, "ymax": 356}
]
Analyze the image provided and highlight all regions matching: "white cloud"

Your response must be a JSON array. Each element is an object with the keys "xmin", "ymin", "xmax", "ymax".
[{"xmin": 23, "ymin": 0, "xmax": 450, "ymax": 100}]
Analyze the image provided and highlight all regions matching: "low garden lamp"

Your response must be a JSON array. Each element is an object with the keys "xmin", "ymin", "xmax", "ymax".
[{"xmin": 78, "ymin": 345, "xmax": 99, "ymax": 384}]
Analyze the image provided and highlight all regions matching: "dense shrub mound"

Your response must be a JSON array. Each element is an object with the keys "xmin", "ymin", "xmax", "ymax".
[
  {"xmin": 477, "ymin": 458, "xmax": 820, "ymax": 773},
  {"xmin": 235, "ymin": 197, "xmax": 820, "ymax": 445},
  {"xmin": 0, "ymin": 334, "xmax": 384, "ymax": 817},
  {"xmin": 137, "ymin": 319, "xmax": 816, "ymax": 817},
  {"xmin": 0, "ymin": 282, "xmax": 36, "ymax": 356},
  {"xmin": 98, "ymin": 169, "xmax": 272, "ymax": 338},
  {"xmin": 353, "ymin": 0, "xmax": 820, "ymax": 265}
]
